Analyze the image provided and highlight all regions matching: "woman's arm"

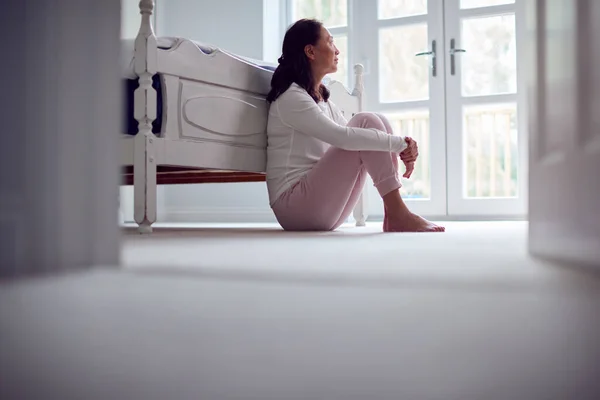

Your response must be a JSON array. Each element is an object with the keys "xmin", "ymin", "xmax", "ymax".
[
  {"xmin": 328, "ymin": 101, "xmax": 349, "ymax": 126},
  {"xmin": 275, "ymin": 87, "xmax": 408, "ymax": 153}
]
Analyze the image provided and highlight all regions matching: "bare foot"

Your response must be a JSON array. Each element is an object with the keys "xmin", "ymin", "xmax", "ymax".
[{"xmin": 384, "ymin": 212, "xmax": 445, "ymax": 233}]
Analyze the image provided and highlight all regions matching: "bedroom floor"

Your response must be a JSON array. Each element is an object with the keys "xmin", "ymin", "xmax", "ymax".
[
  {"xmin": 3, "ymin": 221, "xmax": 600, "ymax": 399},
  {"xmin": 121, "ymin": 221, "xmax": 578, "ymax": 286}
]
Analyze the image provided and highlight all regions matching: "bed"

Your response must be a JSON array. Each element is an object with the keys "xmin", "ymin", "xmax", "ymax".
[{"xmin": 122, "ymin": 0, "xmax": 369, "ymax": 233}]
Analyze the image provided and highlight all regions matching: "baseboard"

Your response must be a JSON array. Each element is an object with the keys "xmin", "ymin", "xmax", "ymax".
[{"xmin": 163, "ymin": 207, "xmax": 279, "ymax": 223}]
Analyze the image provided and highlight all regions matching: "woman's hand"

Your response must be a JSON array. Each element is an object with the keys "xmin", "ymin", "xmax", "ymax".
[
  {"xmin": 401, "ymin": 137, "xmax": 418, "ymax": 162},
  {"xmin": 400, "ymin": 137, "xmax": 418, "ymax": 179}
]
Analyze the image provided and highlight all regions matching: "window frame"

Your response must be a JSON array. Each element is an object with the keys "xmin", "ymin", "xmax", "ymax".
[{"xmin": 282, "ymin": 0, "xmax": 355, "ymax": 89}]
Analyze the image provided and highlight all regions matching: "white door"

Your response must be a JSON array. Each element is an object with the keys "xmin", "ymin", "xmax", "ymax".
[
  {"xmin": 355, "ymin": 0, "xmax": 449, "ymax": 217},
  {"xmin": 445, "ymin": 0, "xmax": 527, "ymax": 217},
  {"xmin": 527, "ymin": 0, "xmax": 600, "ymax": 266}
]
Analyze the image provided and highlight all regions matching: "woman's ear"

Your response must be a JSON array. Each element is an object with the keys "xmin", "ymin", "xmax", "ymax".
[{"xmin": 304, "ymin": 44, "xmax": 316, "ymax": 60}]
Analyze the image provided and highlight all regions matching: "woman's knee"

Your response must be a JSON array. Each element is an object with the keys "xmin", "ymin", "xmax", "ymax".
[
  {"xmin": 348, "ymin": 112, "xmax": 391, "ymax": 134},
  {"xmin": 373, "ymin": 112, "xmax": 394, "ymax": 134}
]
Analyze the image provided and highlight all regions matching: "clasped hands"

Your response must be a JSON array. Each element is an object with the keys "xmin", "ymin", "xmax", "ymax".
[{"xmin": 400, "ymin": 137, "xmax": 418, "ymax": 179}]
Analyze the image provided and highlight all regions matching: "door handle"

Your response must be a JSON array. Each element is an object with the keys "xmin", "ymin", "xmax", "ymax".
[
  {"xmin": 450, "ymin": 38, "xmax": 466, "ymax": 76},
  {"xmin": 415, "ymin": 40, "xmax": 436, "ymax": 77}
]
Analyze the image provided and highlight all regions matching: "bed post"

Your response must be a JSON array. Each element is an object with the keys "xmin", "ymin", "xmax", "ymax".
[
  {"xmin": 133, "ymin": 0, "xmax": 158, "ymax": 234},
  {"xmin": 351, "ymin": 64, "xmax": 368, "ymax": 227}
]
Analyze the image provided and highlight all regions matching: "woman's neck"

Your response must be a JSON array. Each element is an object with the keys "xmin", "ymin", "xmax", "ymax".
[
  {"xmin": 312, "ymin": 68, "xmax": 326, "ymax": 96},
  {"xmin": 314, "ymin": 79, "xmax": 325, "ymax": 101}
]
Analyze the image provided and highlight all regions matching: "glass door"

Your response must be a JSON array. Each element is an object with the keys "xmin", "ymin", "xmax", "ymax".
[
  {"xmin": 290, "ymin": 0, "xmax": 352, "ymax": 88},
  {"xmin": 444, "ymin": 0, "xmax": 527, "ymax": 216},
  {"xmin": 356, "ymin": 0, "xmax": 448, "ymax": 217}
]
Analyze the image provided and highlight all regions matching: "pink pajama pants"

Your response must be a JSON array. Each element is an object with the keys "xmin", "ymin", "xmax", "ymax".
[{"xmin": 271, "ymin": 112, "xmax": 402, "ymax": 231}]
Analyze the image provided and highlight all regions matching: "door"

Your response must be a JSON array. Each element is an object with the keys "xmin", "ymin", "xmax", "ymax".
[
  {"xmin": 445, "ymin": 0, "xmax": 527, "ymax": 217},
  {"xmin": 528, "ymin": 0, "xmax": 600, "ymax": 267},
  {"xmin": 356, "ymin": 0, "xmax": 448, "ymax": 217},
  {"xmin": 357, "ymin": 0, "xmax": 526, "ymax": 219}
]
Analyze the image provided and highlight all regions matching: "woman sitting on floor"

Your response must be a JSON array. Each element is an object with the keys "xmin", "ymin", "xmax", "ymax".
[{"xmin": 266, "ymin": 18, "xmax": 445, "ymax": 233}]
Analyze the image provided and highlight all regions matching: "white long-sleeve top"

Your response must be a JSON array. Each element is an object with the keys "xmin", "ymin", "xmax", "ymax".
[{"xmin": 266, "ymin": 83, "xmax": 408, "ymax": 205}]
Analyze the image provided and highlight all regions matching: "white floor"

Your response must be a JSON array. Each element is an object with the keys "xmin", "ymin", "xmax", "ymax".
[
  {"xmin": 121, "ymin": 221, "xmax": 588, "ymax": 289},
  {"xmin": 2, "ymin": 221, "xmax": 600, "ymax": 399}
]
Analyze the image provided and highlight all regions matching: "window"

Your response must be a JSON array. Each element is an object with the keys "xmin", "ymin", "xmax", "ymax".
[{"xmin": 289, "ymin": 0, "xmax": 350, "ymax": 88}]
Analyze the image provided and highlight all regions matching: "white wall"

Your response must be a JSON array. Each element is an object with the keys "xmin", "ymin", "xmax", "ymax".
[
  {"xmin": 156, "ymin": 0, "xmax": 265, "ymax": 59},
  {"xmin": 121, "ymin": 0, "xmax": 144, "ymax": 38}
]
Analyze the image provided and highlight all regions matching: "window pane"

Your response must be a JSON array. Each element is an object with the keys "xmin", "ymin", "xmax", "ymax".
[
  {"xmin": 378, "ymin": 0, "xmax": 427, "ymax": 19},
  {"xmin": 384, "ymin": 110, "xmax": 431, "ymax": 199},
  {"xmin": 464, "ymin": 103, "xmax": 518, "ymax": 198},
  {"xmin": 461, "ymin": 14, "xmax": 517, "ymax": 96},
  {"xmin": 326, "ymin": 35, "xmax": 349, "ymax": 88},
  {"xmin": 461, "ymin": 0, "xmax": 514, "ymax": 9},
  {"xmin": 379, "ymin": 24, "xmax": 429, "ymax": 102},
  {"xmin": 292, "ymin": 0, "xmax": 347, "ymax": 28}
]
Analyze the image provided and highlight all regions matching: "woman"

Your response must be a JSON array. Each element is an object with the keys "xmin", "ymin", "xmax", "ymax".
[{"xmin": 266, "ymin": 19, "xmax": 445, "ymax": 233}]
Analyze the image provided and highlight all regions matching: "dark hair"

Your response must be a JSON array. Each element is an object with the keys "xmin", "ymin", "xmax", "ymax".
[{"xmin": 266, "ymin": 19, "xmax": 330, "ymax": 104}]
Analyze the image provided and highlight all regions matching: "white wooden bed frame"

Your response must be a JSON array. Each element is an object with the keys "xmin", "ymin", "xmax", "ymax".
[{"xmin": 123, "ymin": 0, "xmax": 368, "ymax": 233}]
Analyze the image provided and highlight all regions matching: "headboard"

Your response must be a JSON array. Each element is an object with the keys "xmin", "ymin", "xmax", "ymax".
[{"xmin": 326, "ymin": 64, "xmax": 365, "ymax": 121}]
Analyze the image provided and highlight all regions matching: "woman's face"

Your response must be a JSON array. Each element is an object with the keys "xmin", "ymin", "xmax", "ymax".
[{"xmin": 306, "ymin": 26, "xmax": 339, "ymax": 75}]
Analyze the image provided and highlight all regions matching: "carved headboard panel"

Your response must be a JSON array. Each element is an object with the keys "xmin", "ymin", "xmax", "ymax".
[{"xmin": 327, "ymin": 80, "xmax": 362, "ymax": 120}]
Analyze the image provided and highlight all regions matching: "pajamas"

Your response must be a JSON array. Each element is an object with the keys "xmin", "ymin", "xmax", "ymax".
[{"xmin": 271, "ymin": 112, "xmax": 401, "ymax": 231}]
